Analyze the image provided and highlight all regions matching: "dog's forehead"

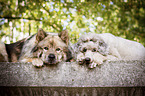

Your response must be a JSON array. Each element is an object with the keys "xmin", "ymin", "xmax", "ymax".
[
  {"xmin": 38, "ymin": 35, "xmax": 67, "ymax": 47},
  {"xmin": 79, "ymin": 34, "xmax": 90, "ymax": 41},
  {"xmin": 82, "ymin": 42, "xmax": 98, "ymax": 49},
  {"xmin": 52, "ymin": 36, "xmax": 67, "ymax": 47},
  {"xmin": 79, "ymin": 33, "xmax": 100, "ymax": 41}
]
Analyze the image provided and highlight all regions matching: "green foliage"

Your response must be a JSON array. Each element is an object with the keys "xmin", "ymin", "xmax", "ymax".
[{"xmin": 0, "ymin": 0, "xmax": 145, "ymax": 46}]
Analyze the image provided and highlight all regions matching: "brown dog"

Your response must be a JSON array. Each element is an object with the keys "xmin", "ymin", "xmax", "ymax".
[{"xmin": 18, "ymin": 28, "xmax": 72, "ymax": 67}]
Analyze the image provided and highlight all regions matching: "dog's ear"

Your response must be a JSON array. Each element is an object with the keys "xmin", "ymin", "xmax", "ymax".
[
  {"xmin": 36, "ymin": 28, "xmax": 47, "ymax": 42},
  {"xmin": 98, "ymin": 40, "xmax": 109, "ymax": 56},
  {"xmin": 64, "ymin": 47, "xmax": 73, "ymax": 62},
  {"xmin": 58, "ymin": 30, "xmax": 69, "ymax": 45}
]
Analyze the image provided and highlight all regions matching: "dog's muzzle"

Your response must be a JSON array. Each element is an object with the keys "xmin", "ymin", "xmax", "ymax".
[
  {"xmin": 47, "ymin": 54, "xmax": 56, "ymax": 64},
  {"xmin": 48, "ymin": 54, "xmax": 55, "ymax": 59}
]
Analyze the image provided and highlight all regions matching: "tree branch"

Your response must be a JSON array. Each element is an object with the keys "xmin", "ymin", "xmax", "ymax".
[
  {"xmin": 0, "ymin": 16, "xmax": 62, "ymax": 31},
  {"xmin": 0, "ymin": 16, "xmax": 41, "ymax": 21}
]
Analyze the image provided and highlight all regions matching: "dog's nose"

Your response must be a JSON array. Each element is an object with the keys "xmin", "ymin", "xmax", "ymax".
[
  {"xmin": 85, "ymin": 57, "xmax": 91, "ymax": 62},
  {"xmin": 85, "ymin": 57, "xmax": 91, "ymax": 64},
  {"xmin": 48, "ymin": 54, "xmax": 55, "ymax": 59}
]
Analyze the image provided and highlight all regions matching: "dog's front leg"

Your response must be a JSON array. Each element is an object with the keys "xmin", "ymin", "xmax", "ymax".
[
  {"xmin": 76, "ymin": 52, "xmax": 85, "ymax": 65},
  {"xmin": 32, "ymin": 58, "xmax": 44, "ymax": 67},
  {"xmin": 109, "ymin": 47, "xmax": 122, "ymax": 60},
  {"xmin": 93, "ymin": 53, "xmax": 107, "ymax": 65},
  {"xmin": 19, "ymin": 58, "xmax": 44, "ymax": 67},
  {"xmin": 88, "ymin": 62, "xmax": 97, "ymax": 68},
  {"xmin": 94, "ymin": 57, "xmax": 105, "ymax": 66},
  {"xmin": 88, "ymin": 58, "xmax": 105, "ymax": 68},
  {"xmin": 106, "ymin": 55, "xmax": 119, "ymax": 61}
]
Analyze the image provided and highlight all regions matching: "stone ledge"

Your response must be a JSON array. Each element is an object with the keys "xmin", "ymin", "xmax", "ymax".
[
  {"xmin": 0, "ymin": 60, "xmax": 145, "ymax": 87},
  {"xmin": 0, "ymin": 61, "xmax": 145, "ymax": 96}
]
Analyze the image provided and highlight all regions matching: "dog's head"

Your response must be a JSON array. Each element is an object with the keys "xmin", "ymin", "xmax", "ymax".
[
  {"xmin": 77, "ymin": 42, "xmax": 99, "ymax": 64},
  {"xmin": 77, "ymin": 33, "xmax": 109, "ymax": 55},
  {"xmin": 32, "ymin": 29, "xmax": 72, "ymax": 64},
  {"xmin": 77, "ymin": 33, "xmax": 98, "ymax": 46},
  {"xmin": 76, "ymin": 33, "xmax": 109, "ymax": 65}
]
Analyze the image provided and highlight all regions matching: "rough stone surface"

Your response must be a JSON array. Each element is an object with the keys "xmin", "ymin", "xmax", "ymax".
[
  {"xmin": 0, "ymin": 61, "xmax": 145, "ymax": 95},
  {"xmin": 0, "ymin": 61, "xmax": 145, "ymax": 87}
]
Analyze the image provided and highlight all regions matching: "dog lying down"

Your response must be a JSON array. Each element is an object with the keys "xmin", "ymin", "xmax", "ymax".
[
  {"xmin": 74, "ymin": 33, "xmax": 145, "ymax": 68},
  {"xmin": 0, "ymin": 28, "xmax": 73, "ymax": 67},
  {"xmin": 19, "ymin": 29, "xmax": 73, "ymax": 67}
]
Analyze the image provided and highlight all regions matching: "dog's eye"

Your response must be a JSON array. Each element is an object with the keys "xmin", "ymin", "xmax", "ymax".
[
  {"xmin": 93, "ymin": 39, "xmax": 97, "ymax": 42},
  {"xmin": 83, "ymin": 48, "xmax": 87, "ymax": 52},
  {"xmin": 44, "ymin": 47, "xmax": 48, "ymax": 50},
  {"xmin": 39, "ymin": 53, "xmax": 42, "ymax": 57},
  {"xmin": 83, "ymin": 40, "xmax": 88, "ymax": 43},
  {"xmin": 99, "ymin": 41, "xmax": 104, "ymax": 46},
  {"xmin": 99, "ymin": 42, "xmax": 103, "ymax": 46},
  {"xmin": 92, "ymin": 48, "xmax": 97, "ymax": 52},
  {"xmin": 90, "ymin": 39, "xmax": 93, "ymax": 41},
  {"xmin": 56, "ymin": 48, "xmax": 60, "ymax": 51}
]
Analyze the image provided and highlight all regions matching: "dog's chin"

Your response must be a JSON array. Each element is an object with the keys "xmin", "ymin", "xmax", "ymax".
[
  {"xmin": 85, "ymin": 61, "xmax": 92, "ymax": 65},
  {"xmin": 44, "ymin": 60, "xmax": 58, "ymax": 65}
]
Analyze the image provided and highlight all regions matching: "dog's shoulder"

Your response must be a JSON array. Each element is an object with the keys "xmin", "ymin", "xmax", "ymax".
[
  {"xmin": 5, "ymin": 39, "xmax": 25, "ymax": 62},
  {"xmin": 0, "ymin": 42, "xmax": 8, "ymax": 62}
]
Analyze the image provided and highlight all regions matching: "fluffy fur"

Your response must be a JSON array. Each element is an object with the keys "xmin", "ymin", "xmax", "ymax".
[
  {"xmin": 0, "ymin": 39, "xmax": 25, "ymax": 62},
  {"xmin": 98, "ymin": 33, "xmax": 145, "ymax": 60},
  {"xmin": 74, "ymin": 32, "xmax": 145, "ymax": 68},
  {"xmin": 0, "ymin": 42, "xmax": 8, "ymax": 62},
  {"xmin": 19, "ymin": 28, "xmax": 72, "ymax": 67},
  {"xmin": 5, "ymin": 39, "xmax": 25, "ymax": 62}
]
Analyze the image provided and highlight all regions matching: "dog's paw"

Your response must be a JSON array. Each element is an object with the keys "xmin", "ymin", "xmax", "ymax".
[
  {"xmin": 77, "ymin": 58, "xmax": 84, "ymax": 65},
  {"xmin": 88, "ymin": 62, "xmax": 97, "ymax": 68},
  {"xmin": 77, "ymin": 56, "xmax": 84, "ymax": 64},
  {"xmin": 93, "ymin": 53, "xmax": 107, "ymax": 65},
  {"xmin": 95, "ymin": 60, "xmax": 104, "ymax": 65},
  {"xmin": 76, "ymin": 53, "xmax": 84, "ymax": 65},
  {"xmin": 78, "ymin": 61, "xmax": 84, "ymax": 65},
  {"xmin": 32, "ymin": 59, "xmax": 44, "ymax": 67}
]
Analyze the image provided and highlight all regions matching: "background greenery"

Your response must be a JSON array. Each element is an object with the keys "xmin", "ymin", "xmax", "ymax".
[{"xmin": 0, "ymin": 0, "xmax": 145, "ymax": 46}]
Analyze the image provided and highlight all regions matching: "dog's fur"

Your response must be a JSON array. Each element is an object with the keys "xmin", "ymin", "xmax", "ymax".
[
  {"xmin": 18, "ymin": 28, "xmax": 72, "ymax": 67},
  {"xmin": 0, "ymin": 42, "xmax": 8, "ymax": 62},
  {"xmin": 5, "ymin": 39, "xmax": 25, "ymax": 62},
  {"xmin": 74, "ymin": 33, "xmax": 145, "ymax": 68},
  {"xmin": 0, "ymin": 40, "xmax": 25, "ymax": 62}
]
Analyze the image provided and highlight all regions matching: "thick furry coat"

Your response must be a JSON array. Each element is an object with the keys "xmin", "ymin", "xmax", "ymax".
[
  {"xmin": 19, "ymin": 29, "xmax": 72, "ymax": 67},
  {"xmin": 74, "ymin": 33, "xmax": 145, "ymax": 68}
]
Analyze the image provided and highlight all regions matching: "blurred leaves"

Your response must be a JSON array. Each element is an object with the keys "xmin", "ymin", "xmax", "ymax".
[{"xmin": 0, "ymin": 0, "xmax": 145, "ymax": 45}]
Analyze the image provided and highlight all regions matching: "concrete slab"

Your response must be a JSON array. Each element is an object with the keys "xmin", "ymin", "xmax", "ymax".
[
  {"xmin": 0, "ymin": 61, "xmax": 145, "ymax": 95},
  {"xmin": 0, "ymin": 61, "xmax": 144, "ymax": 87}
]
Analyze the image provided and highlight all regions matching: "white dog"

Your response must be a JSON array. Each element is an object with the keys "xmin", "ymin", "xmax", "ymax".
[
  {"xmin": 98, "ymin": 33, "xmax": 145, "ymax": 60},
  {"xmin": 74, "ymin": 33, "xmax": 145, "ymax": 68}
]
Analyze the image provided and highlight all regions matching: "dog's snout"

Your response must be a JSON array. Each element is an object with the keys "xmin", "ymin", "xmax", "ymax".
[
  {"xmin": 85, "ymin": 57, "xmax": 91, "ymax": 61},
  {"xmin": 85, "ymin": 57, "xmax": 91, "ymax": 64},
  {"xmin": 48, "ymin": 54, "xmax": 55, "ymax": 59}
]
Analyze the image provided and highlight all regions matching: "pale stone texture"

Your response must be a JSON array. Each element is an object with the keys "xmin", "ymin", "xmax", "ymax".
[{"xmin": 0, "ymin": 61, "xmax": 145, "ymax": 95}]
